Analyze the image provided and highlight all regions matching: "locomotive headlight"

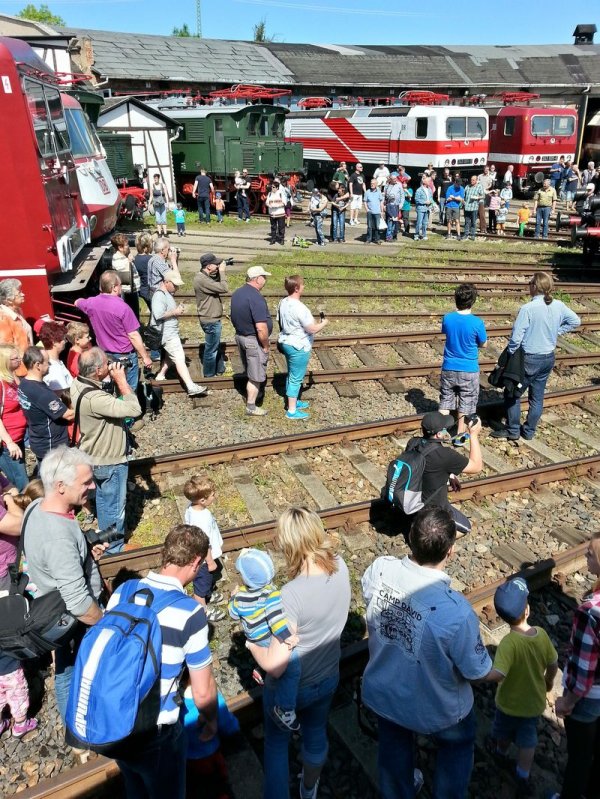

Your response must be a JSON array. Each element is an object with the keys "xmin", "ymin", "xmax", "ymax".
[
  {"xmin": 444, "ymin": 159, "xmax": 450, "ymax": 166},
  {"xmin": 528, "ymin": 156, "xmax": 535, "ymax": 162}
]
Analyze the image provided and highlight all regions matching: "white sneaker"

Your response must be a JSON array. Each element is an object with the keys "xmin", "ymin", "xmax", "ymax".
[
  {"xmin": 187, "ymin": 383, "xmax": 208, "ymax": 397},
  {"xmin": 414, "ymin": 768, "xmax": 424, "ymax": 794},
  {"xmin": 298, "ymin": 772, "xmax": 319, "ymax": 799},
  {"xmin": 154, "ymin": 374, "xmax": 166, "ymax": 381}
]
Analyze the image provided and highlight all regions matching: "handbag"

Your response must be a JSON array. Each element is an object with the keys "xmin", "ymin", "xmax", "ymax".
[
  {"xmin": 0, "ymin": 505, "xmax": 78, "ymax": 659},
  {"xmin": 142, "ymin": 324, "xmax": 163, "ymax": 352}
]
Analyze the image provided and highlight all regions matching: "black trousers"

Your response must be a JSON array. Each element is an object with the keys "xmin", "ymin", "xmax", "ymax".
[
  {"xmin": 270, "ymin": 216, "xmax": 285, "ymax": 244},
  {"xmin": 560, "ymin": 715, "xmax": 600, "ymax": 799}
]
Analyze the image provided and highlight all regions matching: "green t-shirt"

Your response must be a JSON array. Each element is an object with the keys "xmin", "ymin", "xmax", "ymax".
[{"xmin": 494, "ymin": 627, "xmax": 557, "ymax": 717}]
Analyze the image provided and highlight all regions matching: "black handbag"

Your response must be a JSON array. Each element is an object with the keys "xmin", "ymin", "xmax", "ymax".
[
  {"xmin": 141, "ymin": 323, "xmax": 163, "ymax": 352},
  {"xmin": 0, "ymin": 505, "xmax": 78, "ymax": 659}
]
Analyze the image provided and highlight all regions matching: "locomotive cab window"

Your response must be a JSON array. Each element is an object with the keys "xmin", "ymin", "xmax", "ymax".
[
  {"xmin": 247, "ymin": 113, "xmax": 259, "ymax": 135},
  {"xmin": 467, "ymin": 117, "xmax": 486, "ymax": 138},
  {"xmin": 415, "ymin": 117, "xmax": 428, "ymax": 138},
  {"xmin": 553, "ymin": 116, "xmax": 575, "ymax": 136},
  {"xmin": 45, "ymin": 88, "xmax": 70, "ymax": 152},
  {"xmin": 503, "ymin": 116, "xmax": 515, "ymax": 136},
  {"xmin": 214, "ymin": 118, "xmax": 224, "ymax": 146},
  {"xmin": 446, "ymin": 117, "xmax": 466, "ymax": 138},
  {"xmin": 64, "ymin": 109, "xmax": 100, "ymax": 158},
  {"xmin": 24, "ymin": 79, "xmax": 53, "ymax": 158}
]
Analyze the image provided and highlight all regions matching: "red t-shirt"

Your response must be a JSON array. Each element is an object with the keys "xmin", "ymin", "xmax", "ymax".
[
  {"xmin": 1, "ymin": 380, "xmax": 27, "ymax": 444},
  {"xmin": 67, "ymin": 349, "xmax": 81, "ymax": 377}
]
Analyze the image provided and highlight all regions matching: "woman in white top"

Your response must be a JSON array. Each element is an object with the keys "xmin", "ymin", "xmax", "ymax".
[
  {"xmin": 39, "ymin": 321, "xmax": 72, "ymax": 391},
  {"xmin": 277, "ymin": 275, "xmax": 328, "ymax": 420}
]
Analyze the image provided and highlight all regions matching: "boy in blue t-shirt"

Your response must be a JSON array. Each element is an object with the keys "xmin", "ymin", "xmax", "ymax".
[
  {"xmin": 439, "ymin": 283, "xmax": 487, "ymax": 439},
  {"xmin": 175, "ymin": 203, "xmax": 186, "ymax": 236}
]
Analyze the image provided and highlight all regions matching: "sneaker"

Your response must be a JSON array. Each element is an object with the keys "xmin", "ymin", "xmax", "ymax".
[
  {"xmin": 209, "ymin": 591, "xmax": 225, "ymax": 604},
  {"xmin": 414, "ymin": 768, "xmax": 424, "ymax": 795},
  {"xmin": 299, "ymin": 773, "xmax": 320, "ymax": 799},
  {"xmin": 205, "ymin": 607, "xmax": 225, "ymax": 623},
  {"xmin": 490, "ymin": 428, "xmax": 519, "ymax": 441},
  {"xmin": 272, "ymin": 705, "xmax": 300, "ymax": 732},
  {"xmin": 286, "ymin": 410, "xmax": 309, "ymax": 420},
  {"xmin": 445, "ymin": 234, "xmax": 453, "ymax": 239},
  {"xmin": 245, "ymin": 219, "xmax": 250, "ymax": 223},
  {"xmin": 246, "ymin": 406, "xmax": 268, "ymax": 416},
  {"xmin": 12, "ymin": 718, "xmax": 38, "ymax": 739},
  {"xmin": 296, "ymin": 400, "xmax": 310, "ymax": 409},
  {"xmin": 413, "ymin": 235, "xmax": 420, "ymax": 240},
  {"xmin": 154, "ymin": 373, "xmax": 166, "ymax": 381},
  {"xmin": 422, "ymin": 236, "xmax": 428, "ymax": 240},
  {"xmin": 187, "ymin": 383, "xmax": 208, "ymax": 397}
]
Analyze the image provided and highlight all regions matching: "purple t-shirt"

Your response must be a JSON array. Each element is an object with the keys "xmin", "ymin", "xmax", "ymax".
[
  {"xmin": 0, "ymin": 474, "xmax": 15, "ymax": 579},
  {"xmin": 77, "ymin": 294, "xmax": 139, "ymax": 353}
]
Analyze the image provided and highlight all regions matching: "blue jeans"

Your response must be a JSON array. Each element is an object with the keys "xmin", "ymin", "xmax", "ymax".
[
  {"xmin": 535, "ymin": 206, "xmax": 551, "ymax": 238},
  {"xmin": 93, "ymin": 462, "xmax": 128, "ymax": 552},
  {"xmin": 117, "ymin": 721, "xmax": 186, "ymax": 799},
  {"xmin": 312, "ymin": 214, "xmax": 325, "ymax": 244},
  {"xmin": 200, "ymin": 320, "xmax": 225, "ymax": 377},
  {"xmin": 280, "ymin": 343, "xmax": 311, "ymax": 399},
  {"xmin": 263, "ymin": 671, "xmax": 339, "ymax": 799},
  {"xmin": 256, "ymin": 641, "xmax": 301, "ymax": 711},
  {"xmin": 439, "ymin": 197, "xmax": 446, "ymax": 224},
  {"xmin": 366, "ymin": 212, "xmax": 380, "ymax": 243},
  {"xmin": 463, "ymin": 209, "xmax": 478, "ymax": 238},
  {"xmin": 54, "ymin": 623, "xmax": 85, "ymax": 722},
  {"xmin": 0, "ymin": 442, "xmax": 28, "ymax": 490},
  {"xmin": 377, "ymin": 708, "xmax": 477, "ymax": 799},
  {"xmin": 105, "ymin": 351, "xmax": 139, "ymax": 392},
  {"xmin": 237, "ymin": 194, "xmax": 250, "ymax": 220},
  {"xmin": 505, "ymin": 352, "xmax": 555, "ymax": 438},
  {"xmin": 415, "ymin": 206, "xmax": 429, "ymax": 238},
  {"xmin": 331, "ymin": 208, "xmax": 345, "ymax": 241},
  {"xmin": 386, "ymin": 216, "xmax": 398, "ymax": 240},
  {"xmin": 197, "ymin": 196, "xmax": 210, "ymax": 223}
]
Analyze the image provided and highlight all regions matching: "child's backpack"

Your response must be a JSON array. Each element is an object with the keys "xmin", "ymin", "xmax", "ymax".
[
  {"xmin": 383, "ymin": 439, "xmax": 440, "ymax": 514},
  {"xmin": 65, "ymin": 580, "xmax": 182, "ymax": 756}
]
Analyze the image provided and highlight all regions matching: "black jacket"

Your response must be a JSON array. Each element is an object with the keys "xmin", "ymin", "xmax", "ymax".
[{"xmin": 488, "ymin": 346, "xmax": 526, "ymax": 397}]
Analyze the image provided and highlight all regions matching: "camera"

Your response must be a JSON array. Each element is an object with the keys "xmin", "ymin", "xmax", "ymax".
[
  {"xmin": 85, "ymin": 525, "xmax": 121, "ymax": 548},
  {"xmin": 319, "ymin": 311, "xmax": 326, "ymax": 321},
  {"xmin": 463, "ymin": 413, "xmax": 479, "ymax": 428},
  {"xmin": 169, "ymin": 247, "xmax": 181, "ymax": 256},
  {"xmin": 225, "ymin": 258, "xmax": 234, "ymax": 266}
]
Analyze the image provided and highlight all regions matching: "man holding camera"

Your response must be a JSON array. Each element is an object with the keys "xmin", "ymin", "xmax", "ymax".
[
  {"xmin": 147, "ymin": 237, "xmax": 181, "ymax": 292},
  {"xmin": 193, "ymin": 253, "xmax": 229, "ymax": 379},
  {"xmin": 405, "ymin": 411, "xmax": 483, "ymax": 535},
  {"xmin": 71, "ymin": 348, "xmax": 142, "ymax": 553}
]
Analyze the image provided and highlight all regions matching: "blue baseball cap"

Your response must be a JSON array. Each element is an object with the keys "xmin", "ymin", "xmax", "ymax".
[
  {"xmin": 494, "ymin": 578, "xmax": 529, "ymax": 623},
  {"xmin": 235, "ymin": 548, "xmax": 275, "ymax": 590}
]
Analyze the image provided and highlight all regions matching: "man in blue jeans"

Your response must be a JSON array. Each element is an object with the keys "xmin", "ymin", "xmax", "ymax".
[
  {"xmin": 193, "ymin": 253, "xmax": 228, "ymax": 378},
  {"xmin": 192, "ymin": 168, "xmax": 214, "ymax": 224},
  {"xmin": 71, "ymin": 348, "xmax": 142, "ymax": 552},
  {"xmin": 361, "ymin": 506, "xmax": 493, "ymax": 799},
  {"xmin": 491, "ymin": 271, "xmax": 580, "ymax": 441},
  {"xmin": 24, "ymin": 446, "xmax": 106, "ymax": 722},
  {"xmin": 533, "ymin": 179, "xmax": 557, "ymax": 240},
  {"xmin": 364, "ymin": 178, "xmax": 384, "ymax": 244}
]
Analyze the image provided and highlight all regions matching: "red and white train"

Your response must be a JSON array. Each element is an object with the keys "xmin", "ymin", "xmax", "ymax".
[
  {"xmin": 0, "ymin": 37, "xmax": 120, "ymax": 320},
  {"xmin": 285, "ymin": 92, "xmax": 579, "ymax": 192}
]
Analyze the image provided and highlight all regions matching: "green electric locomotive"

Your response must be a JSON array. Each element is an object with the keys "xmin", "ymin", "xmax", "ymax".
[{"xmin": 158, "ymin": 101, "xmax": 303, "ymax": 211}]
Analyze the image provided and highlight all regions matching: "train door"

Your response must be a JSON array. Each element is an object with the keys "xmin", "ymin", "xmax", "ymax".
[{"xmin": 24, "ymin": 78, "xmax": 85, "ymax": 271}]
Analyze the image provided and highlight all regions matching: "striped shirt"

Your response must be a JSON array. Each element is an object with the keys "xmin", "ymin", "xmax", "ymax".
[
  {"xmin": 107, "ymin": 571, "xmax": 212, "ymax": 725},
  {"xmin": 228, "ymin": 583, "xmax": 291, "ymax": 643}
]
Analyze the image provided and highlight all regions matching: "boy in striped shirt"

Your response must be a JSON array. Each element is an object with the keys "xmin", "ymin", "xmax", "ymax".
[{"xmin": 229, "ymin": 548, "xmax": 300, "ymax": 731}]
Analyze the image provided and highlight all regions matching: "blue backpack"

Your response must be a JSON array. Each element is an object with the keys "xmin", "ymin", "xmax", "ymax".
[
  {"xmin": 383, "ymin": 439, "xmax": 439, "ymax": 514},
  {"xmin": 65, "ymin": 580, "xmax": 181, "ymax": 756}
]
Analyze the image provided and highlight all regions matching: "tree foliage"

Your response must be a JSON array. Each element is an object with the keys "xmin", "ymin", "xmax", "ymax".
[
  {"xmin": 172, "ymin": 23, "xmax": 195, "ymax": 37},
  {"xmin": 253, "ymin": 18, "xmax": 271, "ymax": 42},
  {"xmin": 17, "ymin": 4, "xmax": 65, "ymax": 25}
]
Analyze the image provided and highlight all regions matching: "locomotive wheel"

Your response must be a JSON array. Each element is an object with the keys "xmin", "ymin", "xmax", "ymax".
[{"xmin": 248, "ymin": 190, "xmax": 262, "ymax": 215}]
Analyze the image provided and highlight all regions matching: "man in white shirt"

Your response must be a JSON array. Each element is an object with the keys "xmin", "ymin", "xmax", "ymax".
[
  {"xmin": 373, "ymin": 163, "xmax": 390, "ymax": 189},
  {"xmin": 503, "ymin": 164, "xmax": 514, "ymax": 188}
]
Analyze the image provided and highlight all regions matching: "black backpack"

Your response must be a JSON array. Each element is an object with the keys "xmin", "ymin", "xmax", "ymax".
[
  {"xmin": 137, "ymin": 378, "xmax": 163, "ymax": 420},
  {"xmin": 0, "ymin": 504, "xmax": 78, "ymax": 659},
  {"xmin": 383, "ymin": 439, "xmax": 440, "ymax": 514}
]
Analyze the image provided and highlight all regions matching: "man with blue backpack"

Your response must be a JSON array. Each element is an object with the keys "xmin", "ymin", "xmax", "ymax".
[
  {"xmin": 66, "ymin": 524, "xmax": 218, "ymax": 799},
  {"xmin": 384, "ymin": 411, "xmax": 482, "ymax": 535}
]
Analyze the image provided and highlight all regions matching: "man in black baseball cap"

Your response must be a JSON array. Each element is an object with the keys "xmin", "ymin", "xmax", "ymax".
[
  {"xmin": 405, "ymin": 410, "xmax": 483, "ymax": 533},
  {"xmin": 193, "ymin": 253, "xmax": 228, "ymax": 378}
]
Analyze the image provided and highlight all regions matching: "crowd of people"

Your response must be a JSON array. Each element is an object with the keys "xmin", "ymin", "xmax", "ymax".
[{"xmin": 0, "ymin": 206, "xmax": 597, "ymax": 799}]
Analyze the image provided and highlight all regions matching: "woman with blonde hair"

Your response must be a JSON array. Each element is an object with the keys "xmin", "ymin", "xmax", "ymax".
[
  {"xmin": 491, "ymin": 271, "xmax": 580, "ymax": 441},
  {"xmin": 551, "ymin": 533, "xmax": 600, "ymax": 799},
  {"xmin": 0, "ymin": 280, "xmax": 33, "ymax": 377},
  {"xmin": 247, "ymin": 507, "xmax": 350, "ymax": 799},
  {"xmin": 0, "ymin": 344, "xmax": 28, "ymax": 489}
]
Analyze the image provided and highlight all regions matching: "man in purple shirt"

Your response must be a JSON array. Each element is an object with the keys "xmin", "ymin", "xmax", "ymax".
[{"xmin": 75, "ymin": 270, "xmax": 152, "ymax": 391}]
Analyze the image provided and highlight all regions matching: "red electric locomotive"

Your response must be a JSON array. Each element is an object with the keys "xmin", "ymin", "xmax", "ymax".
[
  {"xmin": 488, "ymin": 98, "xmax": 578, "ymax": 192},
  {"xmin": 0, "ymin": 37, "xmax": 119, "ymax": 320}
]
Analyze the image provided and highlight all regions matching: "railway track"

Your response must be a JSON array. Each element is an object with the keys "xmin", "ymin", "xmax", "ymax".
[{"xmin": 154, "ymin": 348, "xmax": 600, "ymax": 393}]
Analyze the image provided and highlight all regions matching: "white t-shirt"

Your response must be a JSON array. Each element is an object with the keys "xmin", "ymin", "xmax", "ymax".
[
  {"xmin": 184, "ymin": 505, "xmax": 223, "ymax": 559},
  {"xmin": 373, "ymin": 166, "xmax": 390, "ymax": 187},
  {"xmin": 277, "ymin": 296, "xmax": 314, "ymax": 352},
  {"xmin": 44, "ymin": 358, "xmax": 73, "ymax": 391}
]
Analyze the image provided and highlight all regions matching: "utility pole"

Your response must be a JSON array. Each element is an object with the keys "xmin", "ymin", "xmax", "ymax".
[{"xmin": 196, "ymin": 0, "xmax": 202, "ymax": 37}]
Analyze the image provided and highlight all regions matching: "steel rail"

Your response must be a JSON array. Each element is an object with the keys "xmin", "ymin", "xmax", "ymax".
[
  {"xmin": 177, "ymin": 322, "xmax": 600, "ymax": 355},
  {"xmin": 154, "ymin": 350, "xmax": 600, "ymax": 393},
  {"xmin": 130, "ymin": 384, "xmax": 600, "ymax": 478},
  {"xmin": 102, "ymin": 453, "xmax": 600, "ymax": 582}
]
